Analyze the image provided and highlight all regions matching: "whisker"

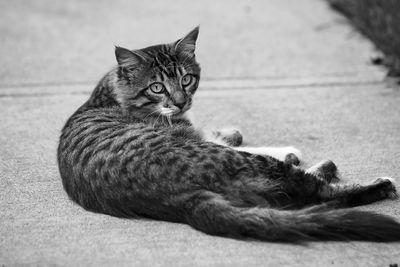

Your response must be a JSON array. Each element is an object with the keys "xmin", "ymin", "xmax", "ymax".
[
  {"xmin": 143, "ymin": 109, "xmax": 160, "ymax": 121},
  {"xmin": 167, "ymin": 114, "xmax": 173, "ymax": 127},
  {"xmin": 152, "ymin": 113, "xmax": 162, "ymax": 128}
]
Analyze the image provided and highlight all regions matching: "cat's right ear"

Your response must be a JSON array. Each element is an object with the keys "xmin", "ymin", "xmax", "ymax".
[{"xmin": 115, "ymin": 46, "xmax": 145, "ymax": 67}]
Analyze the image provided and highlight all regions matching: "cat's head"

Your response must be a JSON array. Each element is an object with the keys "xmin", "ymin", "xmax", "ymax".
[{"xmin": 114, "ymin": 27, "xmax": 201, "ymax": 120}]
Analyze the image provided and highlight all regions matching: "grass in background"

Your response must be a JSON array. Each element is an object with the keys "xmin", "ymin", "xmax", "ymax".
[{"xmin": 328, "ymin": 0, "xmax": 400, "ymax": 79}]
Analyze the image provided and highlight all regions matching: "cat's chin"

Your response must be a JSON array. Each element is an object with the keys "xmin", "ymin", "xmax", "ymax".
[
  {"xmin": 168, "ymin": 111, "xmax": 184, "ymax": 118},
  {"xmin": 171, "ymin": 107, "xmax": 190, "ymax": 117}
]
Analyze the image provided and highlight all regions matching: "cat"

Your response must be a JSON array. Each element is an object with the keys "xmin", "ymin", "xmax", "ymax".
[{"xmin": 58, "ymin": 26, "xmax": 400, "ymax": 242}]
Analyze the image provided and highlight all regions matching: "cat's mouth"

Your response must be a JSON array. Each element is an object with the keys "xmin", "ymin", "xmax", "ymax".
[
  {"xmin": 160, "ymin": 106, "xmax": 190, "ymax": 117},
  {"xmin": 159, "ymin": 107, "xmax": 180, "ymax": 117},
  {"xmin": 158, "ymin": 107, "xmax": 183, "ymax": 126}
]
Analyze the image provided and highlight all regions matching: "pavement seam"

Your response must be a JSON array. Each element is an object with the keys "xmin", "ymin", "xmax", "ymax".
[
  {"xmin": 0, "ymin": 71, "xmax": 371, "ymax": 89},
  {"xmin": 0, "ymin": 77, "xmax": 384, "ymax": 98}
]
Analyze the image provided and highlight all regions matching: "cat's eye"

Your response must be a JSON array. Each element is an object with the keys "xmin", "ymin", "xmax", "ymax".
[
  {"xmin": 149, "ymin": 83, "xmax": 165, "ymax": 94},
  {"xmin": 181, "ymin": 74, "xmax": 195, "ymax": 87}
]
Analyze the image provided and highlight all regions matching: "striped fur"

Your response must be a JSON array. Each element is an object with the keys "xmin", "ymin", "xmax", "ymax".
[{"xmin": 58, "ymin": 27, "xmax": 400, "ymax": 242}]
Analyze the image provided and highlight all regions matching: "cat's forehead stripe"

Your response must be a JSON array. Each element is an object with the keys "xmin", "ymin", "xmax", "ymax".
[
  {"xmin": 177, "ymin": 66, "xmax": 184, "ymax": 76},
  {"xmin": 154, "ymin": 56, "xmax": 170, "ymax": 76},
  {"xmin": 152, "ymin": 52, "xmax": 186, "ymax": 79},
  {"xmin": 155, "ymin": 72, "xmax": 165, "ymax": 82}
]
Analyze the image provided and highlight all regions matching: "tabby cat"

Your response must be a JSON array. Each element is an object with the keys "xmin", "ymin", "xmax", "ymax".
[{"xmin": 58, "ymin": 27, "xmax": 400, "ymax": 242}]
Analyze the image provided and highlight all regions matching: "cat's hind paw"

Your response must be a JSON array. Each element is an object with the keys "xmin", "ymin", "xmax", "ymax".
[{"xmin": 373, "ymin": 177, "xmax": 398, "ymax": 199}]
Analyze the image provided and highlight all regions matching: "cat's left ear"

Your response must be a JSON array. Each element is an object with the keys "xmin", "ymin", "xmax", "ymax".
[{"xmin": 174, "ymin": 26, "xmax": 199, "ymax": 56}]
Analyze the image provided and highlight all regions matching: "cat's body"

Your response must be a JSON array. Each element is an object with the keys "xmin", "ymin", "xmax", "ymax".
[{"xmin": 58, "ymin": 27, "xmax": 400, "ymax": 242}]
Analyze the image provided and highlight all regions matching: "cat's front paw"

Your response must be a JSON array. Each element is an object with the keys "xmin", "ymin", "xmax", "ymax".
[
  {"xmin": 213, "ymin": 128, "xmax": 243, "ymax": 147},
  {"xmin": 282, "ymin": 146, "xmax": 302, "ymax": 164},
  {"xmin": 285, "ymin": 153, "xmax": 300, "ymax": 166}
]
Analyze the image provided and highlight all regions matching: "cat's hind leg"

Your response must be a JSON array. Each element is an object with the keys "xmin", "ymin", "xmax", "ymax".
[
  {"xmin": 270, "ymin": 161, "xmax": 396, "ymax": 208},
  {"xmin": 318, "ymin": 177, "xmax": 398, "ymax": 208}
]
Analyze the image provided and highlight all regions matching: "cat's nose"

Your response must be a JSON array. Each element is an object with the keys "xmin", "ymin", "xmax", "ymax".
[
  {"xmin": 172, "ymin": 91, "xmax": 186, "ymax": 110},
  {"xmin": 174, "ymin": 101, "xmax": 186, "ymax": 110}
]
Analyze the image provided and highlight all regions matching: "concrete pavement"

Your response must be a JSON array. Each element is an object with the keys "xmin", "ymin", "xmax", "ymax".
[{"xmin": 1, "ymin": 0, "xmax": 400, "ymax": 266}]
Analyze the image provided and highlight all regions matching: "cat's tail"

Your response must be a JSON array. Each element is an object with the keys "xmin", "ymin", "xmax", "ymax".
[{"xmin": 183, "ymin": 191, "xmax": 400, "ymax": 242}]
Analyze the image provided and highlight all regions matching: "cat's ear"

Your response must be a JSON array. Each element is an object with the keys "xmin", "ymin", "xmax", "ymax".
[
  {"xmin": 115, "ymin": 46, "xmax": 146, "ymax": 66},
  {"xmin": 174, "ymin": 26, "xmax": 199, "ymax": 56}
]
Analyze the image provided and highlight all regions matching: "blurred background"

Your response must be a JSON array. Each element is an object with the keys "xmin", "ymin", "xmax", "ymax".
[
  {"xmin": 0, "ymin": 0, "xmax": 394, "ymax": 89},
  {"xmin": 329, "ymin": 0, "xmax": 400, "ymax": 79}
]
